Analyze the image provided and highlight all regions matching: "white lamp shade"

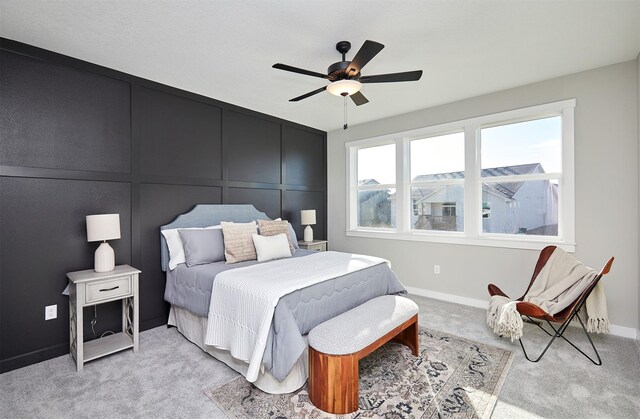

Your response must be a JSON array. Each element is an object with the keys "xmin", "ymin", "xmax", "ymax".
[
  {"xmin": 86, "ymin": 214, "xmax": 121, "ymax": 242},
  {"xmin": 301, "ymin": 209, "xmax": 316, "ymax": 225},
  {"xmin": 327, "ymin": 80, "xmax": 362, "ymax": 97}
]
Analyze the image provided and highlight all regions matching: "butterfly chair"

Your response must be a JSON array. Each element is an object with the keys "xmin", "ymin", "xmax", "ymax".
[{"xmin": 488, "ymin": 246, "xmax": 614, "ymax": 365}]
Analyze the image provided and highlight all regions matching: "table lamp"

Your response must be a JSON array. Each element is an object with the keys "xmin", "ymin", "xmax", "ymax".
[
  {"xmin": 86, "ymin": 214, "xmax": 121, "ymax": 272},
  {"xmin": 301, "ymin": 209, "xmax": 316, "ymax": 242}
]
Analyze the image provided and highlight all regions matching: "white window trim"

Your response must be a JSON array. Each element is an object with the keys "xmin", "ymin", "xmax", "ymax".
[{"xmin": 345, "ymin": 99, "xmax": 576, "ymax": 252}]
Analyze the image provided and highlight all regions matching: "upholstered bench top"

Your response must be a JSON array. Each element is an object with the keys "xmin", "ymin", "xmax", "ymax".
[{"xmin": 308, "ymin": 295, "xmax": 419, "ymax": 355}]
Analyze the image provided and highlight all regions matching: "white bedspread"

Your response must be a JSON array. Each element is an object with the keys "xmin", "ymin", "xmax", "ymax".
[{"xmin": 204, "ymin": 251, "xmax": 388, "ymax": 382}]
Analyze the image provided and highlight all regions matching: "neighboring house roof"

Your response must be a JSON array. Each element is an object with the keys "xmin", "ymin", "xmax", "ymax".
[
  {"xmin": 411, "ymin": 186, "xmax": 443, "ymax": 200},
  {"xmin": 411, "ymin": 163, "xmax": 544, "ymax": 200},
  {"xmin": 358, "ymin": 179, "xmax": 380, "ymax": 186}
]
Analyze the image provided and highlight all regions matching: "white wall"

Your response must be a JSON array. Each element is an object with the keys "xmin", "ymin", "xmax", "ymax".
[{"xmin": 328, "ymin": 60, "xmax": 639, "ymax": 331}]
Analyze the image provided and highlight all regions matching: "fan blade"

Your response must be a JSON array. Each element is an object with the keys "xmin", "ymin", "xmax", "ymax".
[
  {"xmin": 350, "ymin": 91, "xmax": 369, "ymax": 106},
  {"xmin": 359, "ymin": 70, "xmax": 423, "ymax": 83},
  {"xmin": 346, "ymin": 40, "xmax": 384, "ymax": 75},
  {"xmin": 273, "ymin": 63, "xmax": 328, "ymax": 79},
  {"xmin": 289, "ymin": 86, "xmax": 327, "ymax": 102}
]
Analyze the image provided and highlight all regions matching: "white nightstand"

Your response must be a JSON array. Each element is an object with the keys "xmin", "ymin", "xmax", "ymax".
[
  {"xmin": 298, "ymin": 239, "xmax": 328, "ymax": 252},
  {"xmin": 67, "ymin": 265, "xmax": 141, "ymax": 371}
]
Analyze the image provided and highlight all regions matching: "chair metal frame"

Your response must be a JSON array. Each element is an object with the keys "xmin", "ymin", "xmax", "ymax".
[{"xmin": 488, "ymin": 246, "xmax": 614, "ymax": 365}]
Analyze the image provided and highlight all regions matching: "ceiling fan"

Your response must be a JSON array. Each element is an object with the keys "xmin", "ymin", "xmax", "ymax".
[{"xmin": 272, "ymin": 40, "xmax": 423, "ymax": 106}]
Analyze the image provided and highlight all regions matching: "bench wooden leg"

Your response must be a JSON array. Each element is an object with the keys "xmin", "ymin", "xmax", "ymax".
[
  {"xmin": 391, "ymin": 315, "xmax": 419, "ymax": 356},
  {"xmin": 308, "ymin": 347, "xmax": 359, "ymax": 414}
]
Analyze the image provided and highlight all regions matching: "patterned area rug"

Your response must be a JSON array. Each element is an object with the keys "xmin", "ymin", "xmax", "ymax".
[{"xmin": 205, "ymin": 328, "xmax": 513, "ymax": 418}]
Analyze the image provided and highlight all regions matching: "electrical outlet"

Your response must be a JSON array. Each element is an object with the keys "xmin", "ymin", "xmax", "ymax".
[
  {"xmin": 434, "ymin": 265, "xmax": 440, "ymax": 274},
  {"xmin": 45, "ymin": 304, "xmax": 57, "ymax": 320}
]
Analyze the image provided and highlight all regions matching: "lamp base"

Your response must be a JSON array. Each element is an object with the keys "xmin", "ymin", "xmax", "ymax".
[
  {"xmin": 95, "ymin": 241, "xmax": 115, "ymax": 272},
  {"xmin": 304, "ymin": 225, "xmax": 314, "ymax": 242}
]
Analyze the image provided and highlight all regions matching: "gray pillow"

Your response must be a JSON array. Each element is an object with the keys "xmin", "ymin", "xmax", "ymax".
[
  {"xmin": 287, "ymin": 223, "xmax": 299, "ymax": 249},
  {"xmin": 178, "ymin": 228, "xmax": 225, "ymax": 267}
]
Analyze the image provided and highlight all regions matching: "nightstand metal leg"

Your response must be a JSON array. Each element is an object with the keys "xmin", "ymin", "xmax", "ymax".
[
  {"xmin": 76, "ymin": 286, "xmax": 84, "ymax": 371},
  {"xmin": 124, "ymin": 297, "xmax": 133, "ymax": 337},
  {"xmin": 69, "ymin": 296, "xmax": 76, "ymax": 362},
  {"xmin": 133, "ymin": 275, "xmax": 139, "ymax": 351},
  {"xmin": 122, "ymin": 298, "xmax": 127, "ymax": 334}
]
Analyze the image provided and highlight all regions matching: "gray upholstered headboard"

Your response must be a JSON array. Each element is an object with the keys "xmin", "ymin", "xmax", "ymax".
[{"xmin": 160, "ymin": 204, "xmax": 270, "ymax": 272}]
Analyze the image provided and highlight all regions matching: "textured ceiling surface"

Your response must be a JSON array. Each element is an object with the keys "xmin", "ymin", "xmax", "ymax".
[{"xmin": 1, "ymin": 0, "xmax": 640, "ymax": 132}]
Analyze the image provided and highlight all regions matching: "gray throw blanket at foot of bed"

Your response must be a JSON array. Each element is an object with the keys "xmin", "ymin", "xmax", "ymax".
[{"xmin": 487, "ymin": 248, "xmax": 609, "ymax": 341}]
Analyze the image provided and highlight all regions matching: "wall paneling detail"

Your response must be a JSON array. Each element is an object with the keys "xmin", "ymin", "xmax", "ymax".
[{"xmin": 0, "ymin": 38, "xmax": 326, "ymax": 372}]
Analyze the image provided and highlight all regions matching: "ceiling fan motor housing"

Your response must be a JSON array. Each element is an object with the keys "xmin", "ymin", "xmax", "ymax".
[
  {"xmin": 329, "ymin": 41, "xmax": 357, "ymax": 79},
  {"xmin": 327, "ymin": 61, "xmax": 354, "ymax": 80}
]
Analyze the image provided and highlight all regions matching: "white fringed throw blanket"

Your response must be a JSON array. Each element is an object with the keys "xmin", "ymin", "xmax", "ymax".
[
  {"xmin": 204, "ymin": 251, "xmax": 388, "ymax": 382},
  {"xmin": 487, "ymin": 248, "xmax": 609, "ymax": 341}
]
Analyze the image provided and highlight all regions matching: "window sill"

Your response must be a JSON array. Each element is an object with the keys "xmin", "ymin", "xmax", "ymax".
[{"xmin": 345, "ymin": 229, "xmax": 576, "ymax": 252}]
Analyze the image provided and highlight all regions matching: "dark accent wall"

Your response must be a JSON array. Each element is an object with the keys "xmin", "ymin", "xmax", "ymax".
[{"xmin": 0, "ymin": 38, "xmax": 327, "ymax": 373}]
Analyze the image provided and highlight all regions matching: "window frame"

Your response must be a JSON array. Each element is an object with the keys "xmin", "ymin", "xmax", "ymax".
[
  {"xmin": 350, "ymin": 140, "xmax": 398, "ymax": 231},
  {"xmin": 408, "ymin": 130, "xmax": 466, "ymax": 234},
  {"xmin": 345, "ymin": 99, "xmax": 576, "ymax": 252}
]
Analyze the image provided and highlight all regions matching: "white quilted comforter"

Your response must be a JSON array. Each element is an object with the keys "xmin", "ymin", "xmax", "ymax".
[{"xmin": 204, "ymin": 251, "xmax": 388, "ymax": 381}]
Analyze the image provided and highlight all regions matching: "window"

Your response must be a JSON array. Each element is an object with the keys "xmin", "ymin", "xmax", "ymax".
[
  {"xmin": 355, "ymin": 144, "xmax": 396, "ymax": 229},
  {"xmin": 410, "ymin": 132, "xmax": 465, "ymax": 232},
  {"xmin": 346, "ymin": 99, "xmax": 575, "ymax": 251},
  {"xmin": 481, "ymin": 116, "xmax": 561, "ymax": 236}
]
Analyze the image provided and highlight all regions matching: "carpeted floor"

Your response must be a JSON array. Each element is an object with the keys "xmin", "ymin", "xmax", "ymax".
[
  {"xmin": 206, "ymin": 327, "xmax": 513, "ymax": 418},
  {"xmin": 1, "ymin": 295, "xmax": 639, "ymax": 418}
]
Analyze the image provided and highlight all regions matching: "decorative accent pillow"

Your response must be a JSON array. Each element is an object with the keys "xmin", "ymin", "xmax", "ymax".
[
  {"xmin": 178, "ymin": 228, "xmax": 225, "ymax": 267},
  {"xmin": 252, "ymin": 233, "xmax": 292, "ymax": 262},
  {"xmin": 161, "ymin": 225, "xmax": 220, "ymax": 270},
  {"xmin": 221, "ymin": 221, "xmax": 258, "ymax": 264},
  {"xmin": 258, "ymin": 219, "xmax": 294, "ymax": 251},
  {"xmin": 287, "ymin": 223, "xmax": 299, "ymax": 249},
  {"xmin": 273, "ymin": 218, "xmax": 299, "ymax": 249}
]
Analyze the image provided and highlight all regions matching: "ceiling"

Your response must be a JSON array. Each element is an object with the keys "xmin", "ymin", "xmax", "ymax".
[{"xmin": 1, "ymin": 1, "xmax": 640, "ymax": 132}]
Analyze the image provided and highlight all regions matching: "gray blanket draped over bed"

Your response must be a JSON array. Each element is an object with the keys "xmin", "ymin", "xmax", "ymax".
[{"xmin": 164, "ymin": 249, "xmax": 406, "ymax": 381}]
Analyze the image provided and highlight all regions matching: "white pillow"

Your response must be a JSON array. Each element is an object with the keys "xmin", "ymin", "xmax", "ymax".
[
  {"xmin": 252, "ymin": 233, "xmax": 292, "ymax": 262},
  {"xmin": 162, "ymin": 225, "xmax": 221, "ymax": 270}
]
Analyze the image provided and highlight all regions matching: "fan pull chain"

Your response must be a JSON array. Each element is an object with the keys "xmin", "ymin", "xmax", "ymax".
[{"xmin": 343, "ymin": 96, "xmax": 348, "ymax": 130}]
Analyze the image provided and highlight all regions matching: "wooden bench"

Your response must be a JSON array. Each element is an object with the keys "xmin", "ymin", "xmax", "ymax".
[{"xmin": 307, "ymin": 295, "xmax": 419, "ymax": 414}]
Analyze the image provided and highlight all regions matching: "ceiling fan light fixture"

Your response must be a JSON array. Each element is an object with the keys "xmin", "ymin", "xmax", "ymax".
[{"xmin": 327, "ymin": 79, "xmax": 362, "ymax": 97}]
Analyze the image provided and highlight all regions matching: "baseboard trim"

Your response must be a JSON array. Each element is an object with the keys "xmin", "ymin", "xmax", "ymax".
[
  {"xmin": 0, "ymin": 343, "xmax": 68, "ymax": 374},
  {"xmin": 406, "ymin": 286, "xmax": 638, "ymax": 340},
  {"xmin": 406, "ymin": 286, "xmax": 489, "ymax": 309},
  {"xmin": 141, "ymin": 314, "xmax": 169, "ymax": 331},
  {"xmin": 1, "ymin": 315, "xmax": 169, "ymax": 375},
  {"xmin": 607, "ymin": 324, "xmax": 638, "ymax": 340}
]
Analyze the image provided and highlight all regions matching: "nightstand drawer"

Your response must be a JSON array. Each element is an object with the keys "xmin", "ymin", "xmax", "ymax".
[
  {"xmin": 299, "ymin": 240, "xmax": 328, "ymax": 252},
  {"xmin": 308, "ymin": 243, "xmax": 326, "ymax": 251},
  {"xmin": 85, "ymin": 276, "xmax": 132, "ymax": 304}
]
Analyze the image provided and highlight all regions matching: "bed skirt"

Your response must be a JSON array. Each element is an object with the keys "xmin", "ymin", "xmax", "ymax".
[{"xmin": 168, "ymin": 306, "xmax": 308, "ymax": 394}]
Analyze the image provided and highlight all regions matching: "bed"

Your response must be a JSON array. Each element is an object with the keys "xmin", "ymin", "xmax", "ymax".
[{"xmin": 161, "ymin": 204, "xmax": 406, "ymax": 394}]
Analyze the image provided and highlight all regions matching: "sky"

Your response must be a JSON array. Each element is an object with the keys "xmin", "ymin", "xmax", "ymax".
[
  {"xmin": 357, "ymin": 116, "xmax": 562, "ymax": 184},
  {"xmin": 481, "ymin": 116, "xmax": 561, "ymax": 173}
]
